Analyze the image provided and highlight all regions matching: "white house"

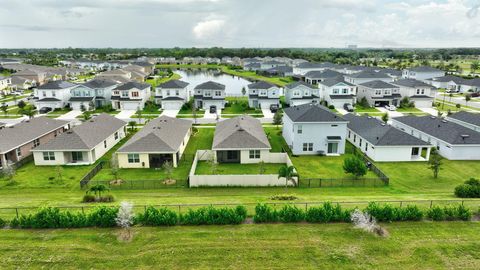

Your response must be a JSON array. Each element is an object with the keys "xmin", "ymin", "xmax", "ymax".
[
  {"xmin": 282, "ymin": 103, "xmax": 348, "ymax": 155},
  {"xmin": 32, "ymin": 114, "xmax": 127, "ymax": 165},
  {"xmin": 446, "ymin": 111, "xmax": 480, "ymax": 132},
  {"xmin": 247, "ymin": 81, "xmax": 280, "ymax": 109},
  {"xmin": 0, "ymin": 76, "xmax": 11, "ymax": 94},
  {"xmin": 117, "ymin": 116, "xmax": 192, "ymax": 168},
  {"xmin": 293, "ymin": 62, "xmax": 336, "ymax": 76},
  {"xmin": 392, "ymin": 115, "xmax": 480, "ymax": 160},
  {"xmin": 344, "ymin": 70, "xmax": 393, "ymax": 85},
  {"xmin": 284, "ymin": 81, "xmax": 320, "ymax": 106},
  {"xmin": 193, "ymin": 81, "xmax": 226, "ymax": 110},
  {"xmin": 357, "ymin": 80, "xmax": 401, "ymax": 107},
  {"xmin": 260, "ymin": 60, "xmax": 285, "ymax": 71},
  {"xmin": 318, "ymin": 77, "xmax": 357, "ymax": 108},
  {"xmin": 402, "ymin": 66, "xmax": 445, "ymax": 81},
  {"xmin": 111, "ymin": 81, "xmax": 151, "ymax": 110},
  {"xmin": 391, "ymin": 78, "xmax": 437, "ymax": 108},
  {"xmin": 34, "ymin": 80, "xmax": 76, "ymax": 110},
  {"xmin": 304, "ymin": 69, "xmax": 343, "ymax": 85},
  {"xmin": 425, "ymin": 75, "xmax": 468, "ymax": 92},
  {"xmin": 81, "ymin": 78, "xmax": 118, "ymax": 108},
  {"xmin": 155, "ymin": 79, "xmax": 190, "ymax": 110},
  {"xmin": 343, "ymin": 114, "xmax": 431, "ymax": 162}
]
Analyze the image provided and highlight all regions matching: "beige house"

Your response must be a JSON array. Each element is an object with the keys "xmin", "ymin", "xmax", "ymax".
[
  {"xmin": 116, "ymin": 116, "xmax": 192, "ymax": 168},
  {"xmin": 31, "ymin": 114, "xmax": 126, "ymax": 166},
  {"xmin": 0, "ymin": 117, "xmax": 70, "ymax": 168}
]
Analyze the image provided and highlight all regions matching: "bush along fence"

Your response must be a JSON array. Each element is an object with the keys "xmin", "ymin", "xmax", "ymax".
[{"xmin": 0, "ymin": 201, "xmax": 476, "ymax": 229}]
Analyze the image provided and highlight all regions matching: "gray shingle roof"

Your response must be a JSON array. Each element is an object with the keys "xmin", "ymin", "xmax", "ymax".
[
  {"xmin": 391, "ymin": 78, "xmax": 434, "ymax": 88},
  {"xmin": 113, "ymin": 81, "xmax": 150, "ymax": 91},
  {"xmin": 0, "ymin": 117, "xmax": 70, "ymax": 153},
  {"xmin": 407, "ymin": 66, "xmax": 442, "ymax": 72},
  {"xmin": 285, "ymin": 81, "xmax": 316, "ymax": 89},
  {"xmin": 118, "ymin": 116, "xmax": 191, "ymax": 153},
  {"xmin": 212, "ymin": 116, "xmax": 271, "ymax": 150},
  {"xmin": 194, "ymin": 81, "xmax": 225, "ymax": 90},
  {"xmin": 82, "ymin": 78, "xmax": 117, "ymax": 89},
  {"xmin": 320, "ymin": 76, "xmax": 355, "ymax": 87},
  {"xmin": 158, "ymin": 79, "xmax": 189, "ymax": 89},
  {"xmin": 304, "ymin": 69, "xmax": 342, "ymax": 79},
  {"xmin": 284, "ymin": 103, "xmax": 347, "ymax": 123},
  {"xmin": 69, "ymin": 97, "xmax": 94, "ymax": 102},
  {"xmin": 343, "ymin": 114, "xmax": 429, "ymax": 146},
  {"xmin": 248, "ymin": 81, "xmax": 276, "ymax": 89},
  {"xmin": 37, "ymin": 80, "xmax": 77, "ymax": 90},
  {"xmin": 347, "ymin": 70, "xmax": 391, "ymax": 79},
  {"xmin": 428, "ymin": 75, "xmax": 467, "ymax": 84},
  {"xmin": 33, "ymin": 114, "xmax": 126, "ymax": 151},
  {"xmin": 359, "ymin": 80, "xmax": 399, "ymax": 89},
  {"xmin": 447, "ymin": 111, "xmax": 480, "ymax": 127},
  {"xmin": 394, "ymin": 116, "xmax": 480, "ymax": 145}
]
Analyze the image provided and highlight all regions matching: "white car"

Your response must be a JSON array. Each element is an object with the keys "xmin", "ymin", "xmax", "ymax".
[{"xmin": 385, "ymin": 104, "xmax": 397, "ymax": 111}]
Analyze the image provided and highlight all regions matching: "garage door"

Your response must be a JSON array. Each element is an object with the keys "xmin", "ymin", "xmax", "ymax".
[
  {"xmin": 162, "ymin": 101, "xmax": 183, "ymax": 110},
  {"xmin": 122, "ymin": 102, "xmax": 140, "ymax": 110}
]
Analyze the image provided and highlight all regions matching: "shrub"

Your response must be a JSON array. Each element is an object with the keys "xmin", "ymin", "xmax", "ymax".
[
  {"xmin": 365, "ymin": 202, "xmax": 398, "ymax": 222},
  {"xmin": 82, "ymin": 194, "xmax": 115, "ymax": 203},
  {"xmin": 87, "ymin": 206, "xmax": 118, "ymax": 227},
  {"xmin": 328, "ymin": 105, "xmax": 335, "ymax": 110},
  {"xmin": 427, "ymin": 206, "xmax": 445, "ymax": 221},
  {"xmin": 426, "ymin": 205, "xmax": 471, "ymax": 221},
  {"xmin": 180, "ymin": 206, "xmax": 247, "ymax": 225},
  {"xmin": 278, "ymin": 205, "xmax": 304, "ymax": 223},
  {"xmin": 82, "ymin": 194, "xmax": 96, "ymax": 203},
  {"xmin": 454, "ymin": 178, "xmax": 480, "ymax": 198},
  {"xmin": 398, "ymin": 205, "xmax": 423, "ymax": 221},
  {"xmin": 306, "ymin": 202, "xmax": 349, "ymax": 223},
  {"xmin": 455, "ymin": 204, "xmax": 472, "ymax": 221},
  {"xmin": 270, "ymin": 194, "xmax": 298, "ymax": 201},
  {"xmin": 0, "ymin": 217, "xmax": 6, "ymax": 228},
  {"xmin": 10, "ymin": 207, "xmax": 89, "ymax": 229},
  {"xmin": 137, "ymin": 206, "xmax": 178, "ymax": 226},
  {"xmin": 253, "ymin": 204, "xmax": 278, "ymax": 223}
]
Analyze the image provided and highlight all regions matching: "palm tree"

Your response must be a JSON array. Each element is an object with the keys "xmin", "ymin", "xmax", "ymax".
[
  {"xmin": 87, "ymin": 184, "xmax": 109, "ymax": 200},
  {"xmin": 278, "ymin": 165, "xmax": 297, "ymax": 190}
]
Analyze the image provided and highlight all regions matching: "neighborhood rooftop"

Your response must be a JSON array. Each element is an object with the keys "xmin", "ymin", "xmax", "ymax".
[
  {"xmin": 343, "ymin": 114, "xmax": 429, "ymax": 146},
  {"xmin": 33, "ymin": 114, "xmax": 126, "ymax": 151},
  {"xmin": 359, "ymin": 80, "xmax": 399, "ymax": 89},
  {"xmin": 212, "ymin": 116, "xmax": 271, "ymax": 150},
  {"xmin": 82, "ymin": 78, "xmax": 118, "ymax": 88},
  {"xmin": 285, "ymin": 81, "xmax": 317, "ymax": 89},
  {"xmin": 407, "ymin": 66, "xmax": 442, "ymax": 72},
  {"xmin": 37, "ymin": 80, "xmax": 77, "ymax": 89},
  {"xmin": 447, "ymin": 111, "xmax": 480, "ymax": 127},
  {"xmin": 247, "ymin": 81, "xmax": 276, "ymax": 89},
  {"xmin": 394, "ymin": 115, "xmax": 480, "ymax": 145},
  {"xmin": 392, "ymin": 78, "xmax": 434, "ymax": 88},
  {"xmin": 0, "ymin": 117, "xmax": 70, "ymax": 153},
  {"xmin": 283, "ymin": 103, "xmax": 347, "ymax": 122},
  {"xmin": 113, "ymin": 81, "xmax": 150, "ymax": 90},
  {"xmin": 320, "ymin": 76, "xmax": 355, "ymax": 87},
  {"xmin": 157, "ymin": 79, "xmax": 189, "ymax": 89},
  {"xmin": 117, "ymin": 116, "xmax": 192, "ymax": 153},
  {"xmin": 194, "ymin": 81, "xmax": 225, "ymax": 90}
]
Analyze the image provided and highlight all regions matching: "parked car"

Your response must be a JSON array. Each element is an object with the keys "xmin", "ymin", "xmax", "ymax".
[
  {"xmin": 39, "ymin": 107, "xmax": 52, "ymax": 114},
  {"xmin": 11, "ymin": 91, "xmax": 23, "ymax": 96},
  {"xmin": 209, "ymin": 105, "xmax": 217, "ymax": 114},
  {"xmin": 446, "ymin": 89, "xmax": 459, "ymax": 93},
  {"xmin": 471, "ymin": 92, "xmax": 480, "ymax": 98},
  {"xmin": 270, "ymin": 104, "xmax": 279, "ymax": 113},
  {"xmin": 343, "ymin": 103, "xmax": 354, "ymax": 112},
  {"xmin": 385, "ymin": 104, "xmax": 397, "ymax": 111}
]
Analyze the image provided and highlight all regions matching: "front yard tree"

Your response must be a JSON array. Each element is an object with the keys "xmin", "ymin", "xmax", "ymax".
[
  {"xmin": 278, "ymin": 165, "xmax": 297, "ymax": 190},
  {"xmin": 343, "ymin": 156, "xmax": 367, "ymax": 179},
  {"xmin": 128, "ymin": 121, "xmax": 137, "ymax": 131},
  {"xmin": 273, "ymin": 111, "xmax": 282, "ymax": 128},
  {"xmin": 465, "ymin": 94, "xmax": 471, "ymax": 106},
  {"xmin": 162, "ymin": 160, "xmax": 174, "ymax": 181},
  {"xmin": 21, "ymin": 107, "xmax": 36, "ymax": 119},
  {"xmin": 456, "ymin": 103, "xmax": 461, "ymax": 111},
  {"xmin": 1, "ymin": 162, "xmax": 16, "ymax": 183},
  {"xmin": 428, "ymin": 149, "xmax": 443, "ymax": 179},
  {"xmin": 136, "ymin": 107, "xmax": 143, "ymax": 124},
  {"xmin": 110, "ymin": 154, "xmax": 120, "ymax": 181},
  {"xmin": 17, "ymin": 100, "xmax": 26, "ymax": 109},
  {"xmin": 241, "ymin": 87, "xmax": 246, "ymax": 96},
  {"xmin": 381, "ymin": 113, "xmax": 389, "ymax": 123}
]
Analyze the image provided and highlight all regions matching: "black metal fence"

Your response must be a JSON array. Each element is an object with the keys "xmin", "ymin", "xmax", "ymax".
[
  {"xmin": 12, "ymin": 155, "xmax": 34, "ymax": 169},
  {"xmin": 299, "ymin": 177, "xmax": 387, "ymax": 188},
  {"xmin": 351, "ymin": 147, "xmax": 390, "ymax": 185},
  {"xmin": 86, "ymin": 178, "xmax": 187, "ymax": 189},
  {"xmin": 79, "ymin": 161, "xmax": 105, "ymax": 188}
]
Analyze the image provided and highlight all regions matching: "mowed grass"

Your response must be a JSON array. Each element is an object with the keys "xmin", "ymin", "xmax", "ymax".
[
  {"xmin": 1, "ymin": 222, "xmax": 480, "ymax": 269},
  {"xmin": 195, "ymin": 161, "xmax": 284, "ymax": 175}
]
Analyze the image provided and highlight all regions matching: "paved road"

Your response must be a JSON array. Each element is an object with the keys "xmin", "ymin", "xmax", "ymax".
[
  {"xmin": 418, "ymin": 107, "xmax": 439, "ymax": 116},
  {"xmin": 436, "ymin": 92, "xmax": 480, "ymax": 109},
  {"xmin": 56, "ymin": 110, "xmax": 82, "ymax": 120},
  {"xmin": 261, "ymin": 108, "xmax": 274, "ymax": 118}
]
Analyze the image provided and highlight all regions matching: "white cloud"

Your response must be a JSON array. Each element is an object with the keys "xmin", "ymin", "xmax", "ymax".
[{"xmin": 192, "ymin": 19, "xmax": 225, "ymax": 39}]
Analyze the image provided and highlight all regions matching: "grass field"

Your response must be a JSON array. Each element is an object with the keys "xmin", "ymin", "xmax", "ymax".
[
  {"xmin": 195, "ymin": 161, "xmax": 285, "ymax": 175},
  {"xmin": 0, "ymin": 222, "xmax": 479, "ymax": 269}
]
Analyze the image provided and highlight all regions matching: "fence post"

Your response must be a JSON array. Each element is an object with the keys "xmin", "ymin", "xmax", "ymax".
[
  {"xmin": 15, "ymin": 208, "xmax": 18, "ymax": 218},
  {"xmin": 81, "ymin": 207, "xmax": 84, "ymax": 214},
  {"xmin": 305, "ymin": 203, "xmax": 308, "ymax": 212},
  {"xmin": 400, "ymin": 201, "xmax": 403, "ymax": 208},
  {"xmin": 178, "ymin": 205, "xmax": 181, "ymax": 214},
  {"xmin": 430, "ymin": 200, "xmax": 433, "ymax": 208}
]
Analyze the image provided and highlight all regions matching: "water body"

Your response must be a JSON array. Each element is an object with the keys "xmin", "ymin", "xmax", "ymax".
[{"xmin": 173, "ymin": 69, "xmax": 252, "ymax": 96}]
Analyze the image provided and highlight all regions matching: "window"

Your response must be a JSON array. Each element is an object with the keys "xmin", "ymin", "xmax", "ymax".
[
  {"xmin": 204, "ymin": 91, "xmax": 211, "ymax": 97},
  {"xmin": 43, "ymin": 152, "xmax": 55, "ymax": 161},
  {"xmin": 33, "ymin": 139, "xmax": 40, "ymax": 147},
  {"xmin": 121, "ymin": 91, "xmax": 128, "ymax": 97},
  {"xmin": 16, "ymin": 148, "xmax": 22, "ymax": 157},
  {"xmin": 215, "ymin": 90, "xmax": 222, "ymax": 96},
  {"xmin": 297, "ymin": 125, "xmax": 302, "ymax": 134},
  {"xmin": 348, "ymin": 131, "xmax": 351, "ymax": 138},
  {"xmin": 54, "ymin": 131, "xmax": 57, "ymax": 137},
  {"xmin": 128, "ymin": 154, "xmax": 140, "ymax": 163},
  {"xmin": 331, "ymin": 124, "xmax": 338, "ymax": 127},
  {"xmin": 131, "ymin": 91, "xmax": 139, "ymax": 97},
  {"xmin": 327, "ymin": 142, "xmax": 338, "ymax": 154},
  {"xmin": 175, "ymin": 90, "xmax": 179, "ymax": 96},
  {"xmin": 303, "ymin": 143, "xmax": 313, "ymax": 151},
  {"xmin": 104, "ymin": 140, "xmax": 107, "ymax": 148},
  {"xmin": 260, "ymin": 90, "xmax": 267, "ymax": 96},
  {"xmin": 72, "ymin": 152, "xmax": 83, "ymax": 162},
  {"xmin": 384, "ymin": 90, "xmax": 391, "ymax": 95},
  {"xmin": 375, "ymin": 90, "xmax": 382, "ymax": 95},
  {"xmin": 42, "ymin": 91, "xmax": 46, "ymax": 97},
  {"xmin": 416, "ymin": 89, "xmax": 425, "ymax": 95},
  {"xmin": 114, "ymin": 132, "xmax": 118, "ymax": 140},
  {"xmin": 113, "ymin": 91, "xmax": 119, "ymax": 95},
  {"xmin": 166, "ymin": 90, "xmax": 170, "ymax": 96},
  {"xmin": 342, "ymin": 88, "xmax": 348, "ymax": 94},
  {"xmin": 359, "ymin": 138, "xmax": 362, "ymax": 147},
  {"xmin": 52, "ymin": 91, "xmax": 56, "ymax": 97},
  {"xmin": 365, "ymin": 142, "xmax": 368, "ymax": 151},
  {"xmin": 353, "ymin": 134, "xmax": 356, "ymax": 142},
  {"xmin": 333, "ymin": 89, "xmax": 339, "ymax": 94},
  {"xmin": 249, "ymin": 150, "xmax": 260, "ymax": 159},
  {"xmin": 293, "ymin": 91, "xmax": 300, "ymax": 96}
]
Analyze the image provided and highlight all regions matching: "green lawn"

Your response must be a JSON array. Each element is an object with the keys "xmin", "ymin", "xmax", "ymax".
[
  {"xmin": 354, "ymin": 105, "xmax": 380, "ymax": 113},
  {"xmin": 223, "ymin": 97, "xmax": 263, "ymax": 115},
  {"xmin": 146, "ymin": 73, "xmax": 181, "ymax": 88},
  {"xmin": 265, "ymin": 127, "xmax": 288, "ymax": 153},
  {"xmin": 1, "ymin": 222, "xmax": 480, "ymax": 269},
  {"xmin": 397, "ymin": 107, "xmax": 423, "ymax": 113},
  {"xmin": 195, "ymin": 161, "xmax": 284, "ymax": 175}
]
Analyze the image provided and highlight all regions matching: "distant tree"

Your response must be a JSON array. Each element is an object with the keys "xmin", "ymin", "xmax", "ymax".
[
  {"xmin": 456, "ymin": 103, "xmax": 461, "ymax": 111},
  {"xmin": 343, "ymin": 156, "xmax": 367, "ymax": 180},
  {"xmin": 428, "ymin": 149, "xmax": 443, "ymax": 179},
  {"xmin": 0, "ymin": 103, "xmax": 7, "ymax": 115},
  {"xmin": 87, "ymin": 184, "xmax": 109, "ymax": 199},
  {"xmin": 17, "ymin": 100, "xmax": 26, "ymax": 109},
  {"xmin": 259, "ymin": 161, "xmax": 266, "ymax": 175},
  {"xmin": 278, "ymin": 165, "xmax": 297, "ymax": 190},
  {"xmin": 470, "ymin": 61, "xmax": 479, "ymax": 74},
  {"xmin": 128, "ymin": 121, "xmax": 137, "ymax": 131},
  {"xmin": 55, "ymin": 165, "xmax": 63, "ymax": 183},
  {"xmin": 381, "ymin": 113, "xmax": 389, "ymax": 123},
  {"xmin": 241, "ymin": 87, "xmax": 246, "ymax": 96},
  {"xmin": 110, "ymin": 154, "xmax": 120, "ymax": 181},
  {"xmin": 465, "ymin": 94, "xmax": 471, "ymax": 106},
  {"xmin": 273, "ymin": 111, "xmax": 282, "ymax": 128}
]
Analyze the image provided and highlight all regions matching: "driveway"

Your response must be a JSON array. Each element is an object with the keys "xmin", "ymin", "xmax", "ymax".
[
  {"xmin": 418, "ymin": 107, "xmax": 439, "ymax": 116},
  {"xmin": 56, "ymin": 110, "xmax": 82, "ymax": 120},
  {"xmin": 204, "ymin": 109, "xmax": 221, "ymax": 119},
  {"xmin": 335, "ymin": 108, "xmax": 348, "ymax": 115},
  {"xmin": 161, "ymin": 109, "xmax": 180, "ymax": 118},
  {"xmin": 377, "ymin": 107, "xmax": 404, "ymax": 118},
  {"xmin": 261, "ymin": 108, "xmax": 274, "ymax": 118},
  {"xmin": 115, "ymin": 110, "xmax": 136, "ymax": 119}
]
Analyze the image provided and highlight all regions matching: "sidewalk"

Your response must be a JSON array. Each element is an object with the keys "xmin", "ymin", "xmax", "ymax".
[{"xmin": 56, "ymin": 110, "xmax": 82, "ymax": 120}]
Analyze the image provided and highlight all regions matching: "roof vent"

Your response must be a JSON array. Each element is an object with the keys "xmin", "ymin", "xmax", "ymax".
[
  {"xmin": 461, "ymin": 134, "xmax": 470, "ymax": 140},
  {"xmin": 67, "ymin": 131, "xmax": 73, "ymax": 134}
]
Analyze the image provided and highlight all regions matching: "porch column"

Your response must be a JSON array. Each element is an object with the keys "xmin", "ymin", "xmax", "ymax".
[
  {"xmin": 425, "ymin": 147, "xmax": 431, "ymax": 161},
  {"xmin": 0, "ymin": 153, "xmax": 7, "ymax": 168},
  {"xmin": 172, "ymin": 153, "xmax": 177, "ymax": 168}
]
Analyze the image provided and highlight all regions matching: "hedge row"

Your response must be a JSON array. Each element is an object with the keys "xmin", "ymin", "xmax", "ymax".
[{"xmin": 0, "ymin": 203, "xmax": 474, "ymax": 229}]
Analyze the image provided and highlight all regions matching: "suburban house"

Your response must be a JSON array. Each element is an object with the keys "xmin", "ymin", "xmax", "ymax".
[
  {"xmin": 344, "ymin": 70, "xmax": 393, "ymax": 85},
  {"xmin": 293, "ymin": 62, "xmax": 336, "ymax": 76},
  {"xmin": 392, "ymin": 115, "xmax": 480, "ymax": 160},
  {"xmin": 284, "ymin": 81, "xmax": 320, "ymax": 106},
  {"xmin": 425, "ymin": 75, "xmax": 467, "ymax": 92},
  {"xmin": 318, "ymin": 77, "xmax": 357, "ymax": 108},
  {"xmin": 31, "ymin": 114, "xmax": 127, "ymax": 166},
  {"xmin": 446, "ymin": 111, "xmax": 480, "ymax": 132},
  {"xmin": 304, "ymin": 69, "xmax": 343, "ymax": 85},
  {"xmin": 0, "ymin": 76, "xmax": 11, "ymax": 94},
  {"xmin": 343, "ymin": 114, "xmax": 431, "ymax": 162},
  {"xmin": 391, "ymin": 78, "xmax": 436, "ymax": 108},
  {"xmin": 11, "ymin": 69, "xmax": 47, "ymax": 86},
  {"xmin": 81, "ymin": 78, "xmax": 118, "ymax": 108},
  {"xmin": 262, "ymin": 66, "xmax": 293, "ymax": 77},
  {"xmin": 357, "ymin": 80, "xmax": 401, "ymax": 107},
  {"xmin": 402, "ymin": 66, "xmax": 445, "ymax": 81},
  {"xmin": 379, "ymin": 68, "xmax": 403, "ymax": 80},
  {"xmin": 33, "ymin": 80, "xmax": 76, "ymax": 110},
  {"xmin": 461, "ymin": 78, "xmax": 480, "ymax": 92},
  {"xmin": 212, "ymin": 116, "xmax": 271, "ymax": 163},
  {"xmin": 0, "ymin": 117, "xmax": 70, "ymax": 168},
  {"xmin": 116, "ymin": 116, "xmax": 192, "ymax": 168},
  {"xmin": 193, "ymin": 81, "xmax": 226, "ymax": 111},
  {"xmin": 111, "ymin": 81, "xmax": 151, "ymax": 110},
  {"xmin": 247, "ymin": 81, "xmax": 280, "ymax": 109},
  {"xmin": 282, "ymin": 103, "xmax": 348, "ymax": 155},
  {"xmin": 260, "ymin": 60, "xmax": 285, "ymax": 70},
  {"xmin": 68, "ymin": 84, "xmax": 99, "ymax": 111},
  {"xmin": 154, "ymin": 79, "xmax": 190, "ymax": 110}
]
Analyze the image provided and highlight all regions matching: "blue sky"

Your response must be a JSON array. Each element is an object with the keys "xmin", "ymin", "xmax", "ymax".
[{"xmin": 0, "ymin": 0, "xmax": 479, "ymax": 48}]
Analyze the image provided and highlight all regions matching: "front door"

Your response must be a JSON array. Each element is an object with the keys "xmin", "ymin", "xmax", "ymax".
[
  {"xmin": 72, "ymin": 152, "xmax": 83, "ymax": 162},
  {"xmin": 327, "ymin": 142, "xmax": 338, "ymax": 154}
]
